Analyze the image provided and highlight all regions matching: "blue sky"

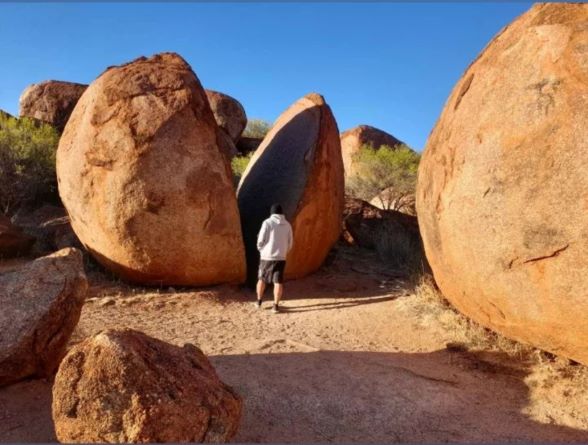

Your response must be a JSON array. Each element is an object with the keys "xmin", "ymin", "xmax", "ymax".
[{"xmin": 0, "ymin": 2, "xmax": 532, "ymax": 150}]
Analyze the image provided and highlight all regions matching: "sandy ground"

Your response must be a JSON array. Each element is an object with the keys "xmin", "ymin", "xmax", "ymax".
[{"xmin": 2, "ymin": 245, "xmax": 588, "ymax": 442}]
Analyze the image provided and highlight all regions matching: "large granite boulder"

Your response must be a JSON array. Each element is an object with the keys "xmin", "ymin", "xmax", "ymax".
[
  {"xmin": 0, "ymin": 248, "xmax": 87, "ymax": 386},
  {"xmin": 340, "ymin": 125, "xmax": 403, "ymax": 177},
  {"xmin": 205, "ymin": 90, "xmax": 247, "ymax": 143},
  {"xmin": 52, "ymin": 329, "xmax": 242, "ymax": 443},
  {"xmin": 416, "ymin": 4, "xmax": 588, "ymax": 363},
  {"xmin": 237, "ymin": 93, "xmax": 344, "ymax": 283},
  {"xmin": 19, "ymin": 80, "xmax": 88, "ymax": 131},
  {"xmin": 0, "ymin": 214, "xmax": 35, "ymax": 258},
  {"xmin": 57, "ymin": 53, "xmax": 246, "ymax": 286}
]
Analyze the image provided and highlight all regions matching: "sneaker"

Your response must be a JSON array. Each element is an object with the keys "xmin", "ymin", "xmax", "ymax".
[
  {"xmin": 272, "ymin": 304, "xmax": 279, "ymax": 314},
  {"xmin": 253, "ymin": 300, "xmax": 262, "ymax": 309}
]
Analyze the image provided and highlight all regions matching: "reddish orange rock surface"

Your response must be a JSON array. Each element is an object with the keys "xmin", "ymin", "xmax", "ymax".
[
  {"xmin": 57, "ymin": 53, "xmax": 246, "ymax": 286},
  {"xmin": 52, "ymin": 329, "xmax": 242, "ymax": 443},
  {"xmin": 416, "ymin": 4, "xmax": 588, "ymax": 364},
  {"xmin": 237, "ymin": 93, "xmax": 344, "ymax": 283}
]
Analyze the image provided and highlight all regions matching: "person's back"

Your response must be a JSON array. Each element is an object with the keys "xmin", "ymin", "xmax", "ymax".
[
  {"xmin": 258, "ymin": 213, "xmax": 292, "ymax": 261},
  {"xmin": 255, "ymin": 204, "xmax": 293, "ymax": 313}
]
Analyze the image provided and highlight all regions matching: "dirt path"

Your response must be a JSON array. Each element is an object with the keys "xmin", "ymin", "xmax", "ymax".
[{"xmin": 2, "ymin": 246, "xmax": 588, "ymax": 442}]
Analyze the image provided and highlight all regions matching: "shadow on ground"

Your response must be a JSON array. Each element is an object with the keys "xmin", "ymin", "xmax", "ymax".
[{"xmin": 2, "ymin": 349, "xmax": 588, "ymax": 443}]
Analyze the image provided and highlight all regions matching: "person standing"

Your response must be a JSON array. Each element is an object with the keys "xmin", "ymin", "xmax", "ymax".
[{"xmin": 255, "ymin": 204, "xmax": 293, "ymax": 313}]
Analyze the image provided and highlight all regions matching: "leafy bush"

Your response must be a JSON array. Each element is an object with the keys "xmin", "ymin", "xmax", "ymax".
[
  {"xmin": 242, "ymin": 119, "xmax": 272, "ymax": 138},
  {"xmin": 346, "ymin": 144, "xmax": 420, "ymax": 211},
  {"xmin": 231, "ymin": 153, "xmax": 254, "ymax": 186},
  {"xmin": 0, "ymin": 113, "xmax": 60, "ymax": 214}
]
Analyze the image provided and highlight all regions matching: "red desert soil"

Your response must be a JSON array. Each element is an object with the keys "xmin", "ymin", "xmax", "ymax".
[{"xmin": 1, "ymin": 245, "xmax": 588, "ymax": 443}]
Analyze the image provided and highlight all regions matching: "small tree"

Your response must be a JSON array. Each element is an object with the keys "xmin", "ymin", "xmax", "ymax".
[
  {"xmin": 242, "ymin": 119, "xmax": 272, "ymax": 138},
  {"xmin": 0, "ymin": 113, "xmax": 60, "ymax": 214},
  {"xmin": 346, "ymin": 144, "xmax": 420, "ymax": 211}
]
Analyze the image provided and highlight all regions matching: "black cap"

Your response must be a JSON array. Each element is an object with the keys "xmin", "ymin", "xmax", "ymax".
[{"xmin": 270, "ymin": 203, "xmax": 283, "ymax": 215}]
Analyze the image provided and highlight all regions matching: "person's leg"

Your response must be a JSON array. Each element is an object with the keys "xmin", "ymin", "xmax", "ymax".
[
  {"xmin": 256, "ymin": 279, "xmax": 266, "ymax": 306},
  {"xmin": 273, "ymin": 283, "xmax": 283, "ymax": 306}
]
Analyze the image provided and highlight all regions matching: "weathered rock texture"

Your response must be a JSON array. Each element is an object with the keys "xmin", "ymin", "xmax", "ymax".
[
  {"xmin": 416, "ymin": 3, "xmax": 588, "ymax": 364},
  {"xmin": 19, "ymin": 81, "xmax": 88, "ymax": 131},
  {"xmin": 237, "ymin": 93, "xmax": 344, "ymax": 283},
  {"xmin": 205, "ymin": 90, "xmax": 247, "ymax": 142},
  {"xmin": 57, "ymin": 53, "xmax": 246, "ymax": 286},
  {"xmin": 0, "ymin": 214, "xmax": 35, "ymax": 258},
  {"xmin": 52, "ymin": 329, "xmax": 242, "ymax": 443},
  {"xmin": 0, "ymin": 248, "xmax": 87, "ymax": 386},
  {"xmin": 340, "ymin": 125, "xmax": 403, "ymax": 177}
]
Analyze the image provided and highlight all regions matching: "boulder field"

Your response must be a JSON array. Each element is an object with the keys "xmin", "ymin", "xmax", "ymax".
[
  {"xmin": 416, "ymin": 3, "xmax": 588, "ymax": 364},
  {"xmin": 52, "ymin": 329, "xmax": 242, "ymax": 443},
  {"xmin": 0, "ymin": 248, "xmax": 87, "ymax": 386},
  {"xmin": 237, "ymin": 93, "xmax": 344, "ymax": 284},
  {"xmin": 57, "ymin": 53, "xmax": 246, "ymax": 286}
]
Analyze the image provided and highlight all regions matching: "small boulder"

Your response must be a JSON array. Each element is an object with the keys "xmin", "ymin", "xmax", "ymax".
[
  {"xmin": 0, "ymin": 214, "xmax": 35, "ymax": 258},
  {"xmin": 340, "ymin": 125, "xmax": 404, "ymax": 177},
  {"xmin": 19, "ymin": 80, "xmax": 88, "ymax": 131},
  {"xmin": 205, "ymin": 90, "xmax": 247, "ymax": 142},
  {"xmin": 0, "ymin": 248, "xmax": 87, "ymax": 386},
  {"xmin": 52, "ymin": 329, "xmax": 242, "ymax": 443},
  {"xmin": 237, "ymin": 93, "xmax": 344, "ymax": 283}
]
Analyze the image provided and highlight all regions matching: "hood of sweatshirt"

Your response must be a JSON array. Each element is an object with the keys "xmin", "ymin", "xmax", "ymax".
[{"xmin": 270, "ymin": 214, "xmax": 287, "ymax": 225}]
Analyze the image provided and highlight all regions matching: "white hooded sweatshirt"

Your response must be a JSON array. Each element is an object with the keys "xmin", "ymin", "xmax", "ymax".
[{"xmin": 257, "ymin": 214, "xmax": 293, "ymax": 261}]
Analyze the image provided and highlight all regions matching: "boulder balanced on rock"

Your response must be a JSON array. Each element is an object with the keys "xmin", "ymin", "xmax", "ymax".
[
  {"xmin": 57, "ymin": 53, "xmax": 246, "ymax": 286},
  {"xmin": 0, "ymin": 248, "xmax": 87, "ymax": 386},
  {"xmin": 19, "ymin": 80, "xmax": 88, "ymax": 131},
  {"xmin": 205, "ymin": 89, "xmax": 247, "ymax": 143},
  {"xmin": 237, "ymin": 93, "xmax": 344, "ymax": 283},
  {"xmin": 52, "ymin": 329, "xmax": 242, "ymax": 443},
  {"xmin": 416, "ymin": 3, "xmax": 588, "ymax": 364}
]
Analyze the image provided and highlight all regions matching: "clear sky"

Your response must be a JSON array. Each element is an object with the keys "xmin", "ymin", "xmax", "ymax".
[{"xmin": 0, "ymin": 2, "xmax": 532, "ymax": 150}]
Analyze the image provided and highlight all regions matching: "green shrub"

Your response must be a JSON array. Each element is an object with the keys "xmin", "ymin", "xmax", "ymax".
[
  {"xmin": 231, "ymin": 152, "xmax": 254, "ymax": 186},
  {"xmin": 0, "ymin": 114, "xmax": 60, "ymax": 214},
  {"xmin": 346, "ymin": 144, "xmax": 420, "ymax": 210},
  {"xmin": 242, "ymin": 119, "xmax": 272, "ymax": 138}
]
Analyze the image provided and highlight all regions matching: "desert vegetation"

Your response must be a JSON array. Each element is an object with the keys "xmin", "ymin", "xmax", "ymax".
[
  {"xmin": 0, "ymin": 113, "xmax": 59, "ymax": 215},
  {"xmin": 346, "ymin": 143, "xmax": 420, "ymax": 211},
  {"xmin": 242, "ymin": 118, "xmax": 272, "ymax": 138},
  {"xmin": 231, "ymin": 152, "xmax": 253, "ymax": 185}
]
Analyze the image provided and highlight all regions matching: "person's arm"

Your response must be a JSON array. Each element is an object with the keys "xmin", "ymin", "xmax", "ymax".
[
  {"xmin": 287, "ymin": 224, "xmax": 293, "ymax": 253},
  {"xmin": 257, "ymin": 221, "xmax": 268, "ymax": 251}
]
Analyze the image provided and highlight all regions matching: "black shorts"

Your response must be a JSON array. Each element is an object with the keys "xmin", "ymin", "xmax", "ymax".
[{"xmin": 258, "ymin": 260, "xmax": 286, "ymax": 284}]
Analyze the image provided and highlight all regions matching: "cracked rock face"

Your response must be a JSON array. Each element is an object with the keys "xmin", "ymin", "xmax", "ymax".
[
  {"xmin": 52, "ymin": 329, "xmax": 242, "ymax": 443},
  {"xmin": 237, "ymin": 93, "xmax": 344, "ymax": 283},
  {"xmin": 416, "ymin": 4, "xmax": 588, "ymax": 363},
  {"xmin": 0, "ymin": 248, "xmax": 87, "ymax": 386},
  {"xmin": 57, "ymin": 53, "xmax": 246, "ymax": 286}
]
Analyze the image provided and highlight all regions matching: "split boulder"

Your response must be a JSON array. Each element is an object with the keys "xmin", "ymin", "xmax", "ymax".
[{"xmin": 237, "ymin": 93, "xmax": 344, "ymax": 283}]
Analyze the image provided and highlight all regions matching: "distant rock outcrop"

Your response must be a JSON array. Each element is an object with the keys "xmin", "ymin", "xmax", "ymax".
[
  {"xmin": 52, "ymin": 329, "xmax": 242, "ymax": 443},
  {"xmin": 0, "ymin": 248, "xmax": 87, "ymax": 386},
  {"xmin": 0, "ymin": 214, "xmax": 35, "ymax": 258},
  {"xmin": 57, "ymin": 53, "xmax": 246, "ymax": 286},
  {"xmin": 19, "ymin": 80, "xmax": 87, "ymax": 131},
  {"xmin": 237, "ymin": 93, "xmax": 344, "ymax": 283},
  {"xmin": 205, "ymin": 89, "xmax": 247, "ymax": 142},
  {"xmin": 416, "ymin": 3, "xmax": 588, "ymax": 364},
  {"xmin": 340, "ymin": 125, "xmax": 403, "ymax": 177}
]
